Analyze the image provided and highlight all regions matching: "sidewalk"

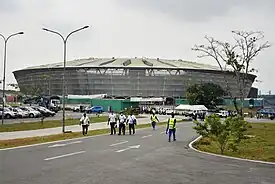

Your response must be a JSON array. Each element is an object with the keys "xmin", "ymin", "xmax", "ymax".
[{"xmin": 0, "ymin": 115, "xmax": 183, "ymax": 140}]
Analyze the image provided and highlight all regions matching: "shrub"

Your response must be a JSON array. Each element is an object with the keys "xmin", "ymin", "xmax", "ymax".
[{"xmin": 193, "ymin": 114, "xmax": 248, "ymax": 154}]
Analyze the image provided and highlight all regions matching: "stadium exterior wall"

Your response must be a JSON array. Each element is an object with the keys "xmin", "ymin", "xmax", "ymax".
[{"xmin": 13, "ymin": 66, "xmax": 256, "ymax": 99}]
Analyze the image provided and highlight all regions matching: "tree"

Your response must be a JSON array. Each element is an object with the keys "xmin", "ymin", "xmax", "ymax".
[
  {"xmin": 193, "ymin": 114, "xmax": 248, "ymax": 154},
  {"xmin": 186, "ymin": 82, "xmax": 226, "ymax": 109},
  {"xmin": 192, "ymin": 31, "xmax": 271, "ymax": 116},
  {"xmin": 20, "ymin": 83, "xmax": 44, "ymax": 96}
]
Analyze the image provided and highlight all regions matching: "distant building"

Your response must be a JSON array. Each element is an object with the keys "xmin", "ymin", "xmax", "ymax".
[{"xmin": 13, "ymin": 57, "xmax": 256, "ymax": 100}]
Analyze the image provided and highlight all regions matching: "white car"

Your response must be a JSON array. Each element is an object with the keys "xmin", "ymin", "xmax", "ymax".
[
  {"xmin": 13, "ymin": 108, "xmax": 29, "ymax": 118},
  {"xmin": 19, "ymin": 106, "xmax": 41, "ymax": 118},
  {"xmin": 0, "ymin": 108, "xmax": 17, "ymax": 119},
  {"xmin": 216, "ymin": 110, "xmax": 229, "ymax": 118}
]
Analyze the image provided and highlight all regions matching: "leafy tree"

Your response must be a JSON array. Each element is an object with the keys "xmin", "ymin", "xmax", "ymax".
[
  {"xmin": 193, "ymin": 114, "xmax": 248, "ymax": 154},
  {"xmin": 192, "ymin": 31, "xmax": 270, "ymax": 116},
  {"xmin": 20, "ymin": 83, "xmax": 44, "ymax": 97},
  {"xmin": 186, "ymin": 82, "xmax": 226, "ymax": 109}
]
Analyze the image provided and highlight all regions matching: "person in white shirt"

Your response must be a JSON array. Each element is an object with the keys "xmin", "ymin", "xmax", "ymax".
[
  {"xmin": 108, "ymin": 111, "xmax": 117, "ymax": 135},
  {"xmin": 79, "ymin": 113, "xmax": 90, "ymax": 135},
  {"xmin": 118, "ymin": 112, "xmax": 127, "ymax": 135},
  {"xmin": 127, "ymin": 112, "xmax": 137, "ymax": 135}
]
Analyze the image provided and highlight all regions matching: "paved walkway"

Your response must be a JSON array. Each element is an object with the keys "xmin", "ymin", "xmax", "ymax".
[{"xmin": 0, "ymin": 115, "xmax": 186, "ymax": 140}]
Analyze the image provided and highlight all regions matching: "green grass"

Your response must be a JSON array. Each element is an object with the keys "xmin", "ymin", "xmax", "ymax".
[
  {"xmin": 0, "ymin": 115, "xmax": 146, "ymax": 132},
  {"xmin": 194, "ymin": 123, "xmax": 275, "ymax": 162},
  {"xmin": 0, "ymin": 121, "xmax": 178, "ymax": 149},
  {"xmin": 0, "ymin": 116, "xmax": 109, "ymax": 132}
]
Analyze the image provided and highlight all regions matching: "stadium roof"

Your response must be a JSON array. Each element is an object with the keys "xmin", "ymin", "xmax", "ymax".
[{"xmin": 23, "ymin": 57, "xmax": 221, "ymax": 70}]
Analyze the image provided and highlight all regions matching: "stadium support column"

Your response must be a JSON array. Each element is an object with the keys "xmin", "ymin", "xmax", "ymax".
[
  {"xmin": 42, "ymin": 26, "xmax": 89, "ymax": 133},
  {"xmin": 0, "ymin": 32, "xmax": 24, "ymax": 125}
]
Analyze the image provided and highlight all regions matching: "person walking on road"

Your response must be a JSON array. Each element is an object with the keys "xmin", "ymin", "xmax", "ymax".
[
  {"xmin": 108, "ymin": 111, "xmax": 117, "ymax": 135},
  {"xmin": 118, "ymin": 112, "xmax": 127, "ymax": 135},
  {"xmin": 166, "ymin": 113, "xmax": 176, "ymax": 142},
  {"xmin": 150, "ymin": 112, "xmax": 159, "ymax": 130},
  {"xmin": 127, "ymin": 112, "xmax": 137, "ymax": 135},
  {"xmin": 79, "ymin": 113, "xmax": 90, "ymax": 135}
]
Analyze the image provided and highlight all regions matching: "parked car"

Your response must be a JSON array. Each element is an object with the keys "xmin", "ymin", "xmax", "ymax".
[
  {"xmin": 86, "ymin": 106, "xmax": 103, "ymax": 114},
  {"xmin": 0, "ymin": 108, "xmax": 17, "ymax": 119},
  {"xmin": 32, "ymin": 106, "xmax": 55, "ymax": 117},
  {"xmin": 19, "ymin": 106, "xmax": 41, "ymax": 118},
  {"xmin": 11, "ymin": 108, "xmax": 29, "ymax": 118},
  {"xmin": 216, "ymin": 110, "xmax": 229, "ymax": 118},
  {"xmin": 72, "ymin": 105, "xmax": 87, "ymax": 112}
]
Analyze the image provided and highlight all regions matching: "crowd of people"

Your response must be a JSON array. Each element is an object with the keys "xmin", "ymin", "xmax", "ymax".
[{"xmin": 79, "ymin": 111, "xmax": 177, "ymax": 142}]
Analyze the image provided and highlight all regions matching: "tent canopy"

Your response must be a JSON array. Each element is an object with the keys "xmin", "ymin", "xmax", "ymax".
[{"xmin": 175, "ymin": 104, "xmax": 208, "ymax": 111}]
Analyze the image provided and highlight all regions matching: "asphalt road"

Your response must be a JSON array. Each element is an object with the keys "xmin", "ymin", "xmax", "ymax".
[{"xmin": 0, "ymin": 122, "xmax": 274, "ymax": 184}]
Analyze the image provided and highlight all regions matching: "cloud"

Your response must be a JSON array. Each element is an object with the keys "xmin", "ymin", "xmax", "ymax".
[
  {"xmin": 117, "ymin": 0, "xmax": 275, "ymax": 22},
  {"xmin": 0, "ymin": 0, "xmax": 274, "ymax": 93}
]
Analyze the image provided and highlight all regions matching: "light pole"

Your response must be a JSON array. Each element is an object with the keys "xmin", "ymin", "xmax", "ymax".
[
  {"xmin": 0, "ymin": 32, "xmax": 24, "ymax": 125},
  {"xmin": 42, "ymin": 26, "xmax": 89, "ymax": 133}
]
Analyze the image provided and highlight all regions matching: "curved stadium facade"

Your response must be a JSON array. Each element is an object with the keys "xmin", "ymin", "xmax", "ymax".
[{"xmin": 13, "ymin": 57, "xmax": 256, "ymax": 98}]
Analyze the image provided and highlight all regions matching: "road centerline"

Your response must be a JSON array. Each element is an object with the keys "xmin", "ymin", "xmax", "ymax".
[
  {"xmin": 44, "ymin": 150, "xmax": 85, "ymax": 161},
  {"xmin": 141, "ymin": 134, "xmax": 152, "ymax": 139},
  {"xmin": 48, "ymin": 140, "xmax": 82, "ymax": 148}
]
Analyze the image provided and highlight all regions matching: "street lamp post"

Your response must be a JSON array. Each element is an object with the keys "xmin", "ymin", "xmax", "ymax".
[
  {"xmin": 42, "ymin": 26, "xmax": 89, "ymax": 133},
  {"xmin": 0, "ymin": 32, "xmax": 24, "ymax": 125}
]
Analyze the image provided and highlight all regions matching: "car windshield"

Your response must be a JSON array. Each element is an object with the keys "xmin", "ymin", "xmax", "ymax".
[{"xmin": 15, "ymin": 108, "xmax": 23, "ymax": 112}]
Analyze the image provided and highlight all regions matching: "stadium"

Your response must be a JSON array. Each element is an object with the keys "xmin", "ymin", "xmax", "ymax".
[{"xmin": 13, "ymin": 57, "xmax": 256, "ymax": 100}]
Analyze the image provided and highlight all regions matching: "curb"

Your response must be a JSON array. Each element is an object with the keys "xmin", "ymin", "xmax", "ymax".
[{"xmin": 188, "ymin": 135, "xmax": 275, "ymax": 166}]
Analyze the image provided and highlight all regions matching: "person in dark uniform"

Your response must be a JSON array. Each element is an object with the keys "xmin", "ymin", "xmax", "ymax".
[
  {"xmin": 79, "ymin": 113, "xmax": 90, "ymax": 135},
  {"xmin": 108, "ymin": 111, "xmax": 117, "ymax": 135},
  {"xmin": 118, "ymin": 112, "xmax": 127, "ymax": 135},
  {"xmin": 127, "ymin": 112, "xmax": 137, "ymax": 135}
]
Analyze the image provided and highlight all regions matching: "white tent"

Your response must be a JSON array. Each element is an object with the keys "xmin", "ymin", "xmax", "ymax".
[
  {"xmin": 192, "ymin": 105, "xmax": 208, "ymax": 111},
  {"xmin": 175, "ymin": 104, "xmax": 193, "ymax": 111},
  {"xmin": 175, "ymin": 104, "xmax": 208, "ymax": 111}
]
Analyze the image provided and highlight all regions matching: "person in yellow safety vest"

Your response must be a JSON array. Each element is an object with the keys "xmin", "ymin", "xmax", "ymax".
[
  {"xmin": 166, "ymin": 113, "xmax": 176, "ymax": 142},
  {"xmin": 150, "ymin": 112, "xmax": 159, "ymax": 130}
]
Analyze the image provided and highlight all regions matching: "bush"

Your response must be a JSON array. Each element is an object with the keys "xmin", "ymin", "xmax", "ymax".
[
  {"xmin": 199, "ymin": 137, "xmax": 211, "ymax": 145},
  {"xmin": 193, "ymin": 114, "xmax": 248, "ymax": 154},
  {"xmin": 122, "ymin": 107, "xmax": 139, "ymax": 116}
]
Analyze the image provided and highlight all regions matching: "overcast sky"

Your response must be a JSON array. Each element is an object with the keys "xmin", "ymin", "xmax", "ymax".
[{"xmin": 0, "ymin": 0, "xmax": 274, "ymax": 94}]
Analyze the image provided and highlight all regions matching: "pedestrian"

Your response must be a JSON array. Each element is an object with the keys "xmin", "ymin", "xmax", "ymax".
[
  {"xmin": 108, "ymin": 111, "xmax": 117, "ymax": 135},
  {"xmin": 166, "ymin": 113, "xmax": 176, "ymax": 142},
  {"xmin": 127, "ymin": 112, "xmax": 137, "ymax": 135},
  {"xmin": 79, "ymin": 113, "xmax": 90, "ymax": 135},
  {"xmin": 118, "ymin": 111, "xmax": 127, "ymax": 135},
  {"xmin": 150, "ymin": 112, "xmax": 159, "ymax": 130}
]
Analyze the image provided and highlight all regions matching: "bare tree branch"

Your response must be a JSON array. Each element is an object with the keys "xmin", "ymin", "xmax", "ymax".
[{"xmin": 192, "ymin": 30, "xmax": 271, "ymax": 116}]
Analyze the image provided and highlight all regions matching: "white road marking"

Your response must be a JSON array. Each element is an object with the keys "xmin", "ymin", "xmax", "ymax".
[
  {"xmin": 109, "ymin": 141, "xmax": 128, "ymax": 147},
  {"xmin": 44, "ymin": 151, "xmax": 86, "ymax": 161},
  {"xmin": 0, "ymin": 121, "xmax": 189, "ymax": 151},
  {"xmin": 160, "ymin": 132, "xmax": 166, "ymax": 134},
  {"xmin": 48, "ymin": 144, "xmax": 66, "ymax": 148},
  {"xmin": 116, "ymin": 147, "xmax": 132, "ymax": 153},
  {"xmin": 48, "ymin": 140, "xmax": 82, "ymax": 148},
  {"xmin": 142, "ymin": 134, "xmax": 152, "ymax": 139},
  {"xmin": 116, "ymin": 145, "xmax": 140, "ymax": 153}
]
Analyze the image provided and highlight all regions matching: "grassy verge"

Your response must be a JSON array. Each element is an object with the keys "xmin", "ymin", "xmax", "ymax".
[
  {"xmin": 0, "ymin": 115, "xmax": 146, "ymax": 132},
  {"xmin": 0, "ymin": 121, "xmax": 177, "ymax": 149},
  {"xmin": 194, "ymin": 123, "xmax": 275, "ymax": 162}
]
